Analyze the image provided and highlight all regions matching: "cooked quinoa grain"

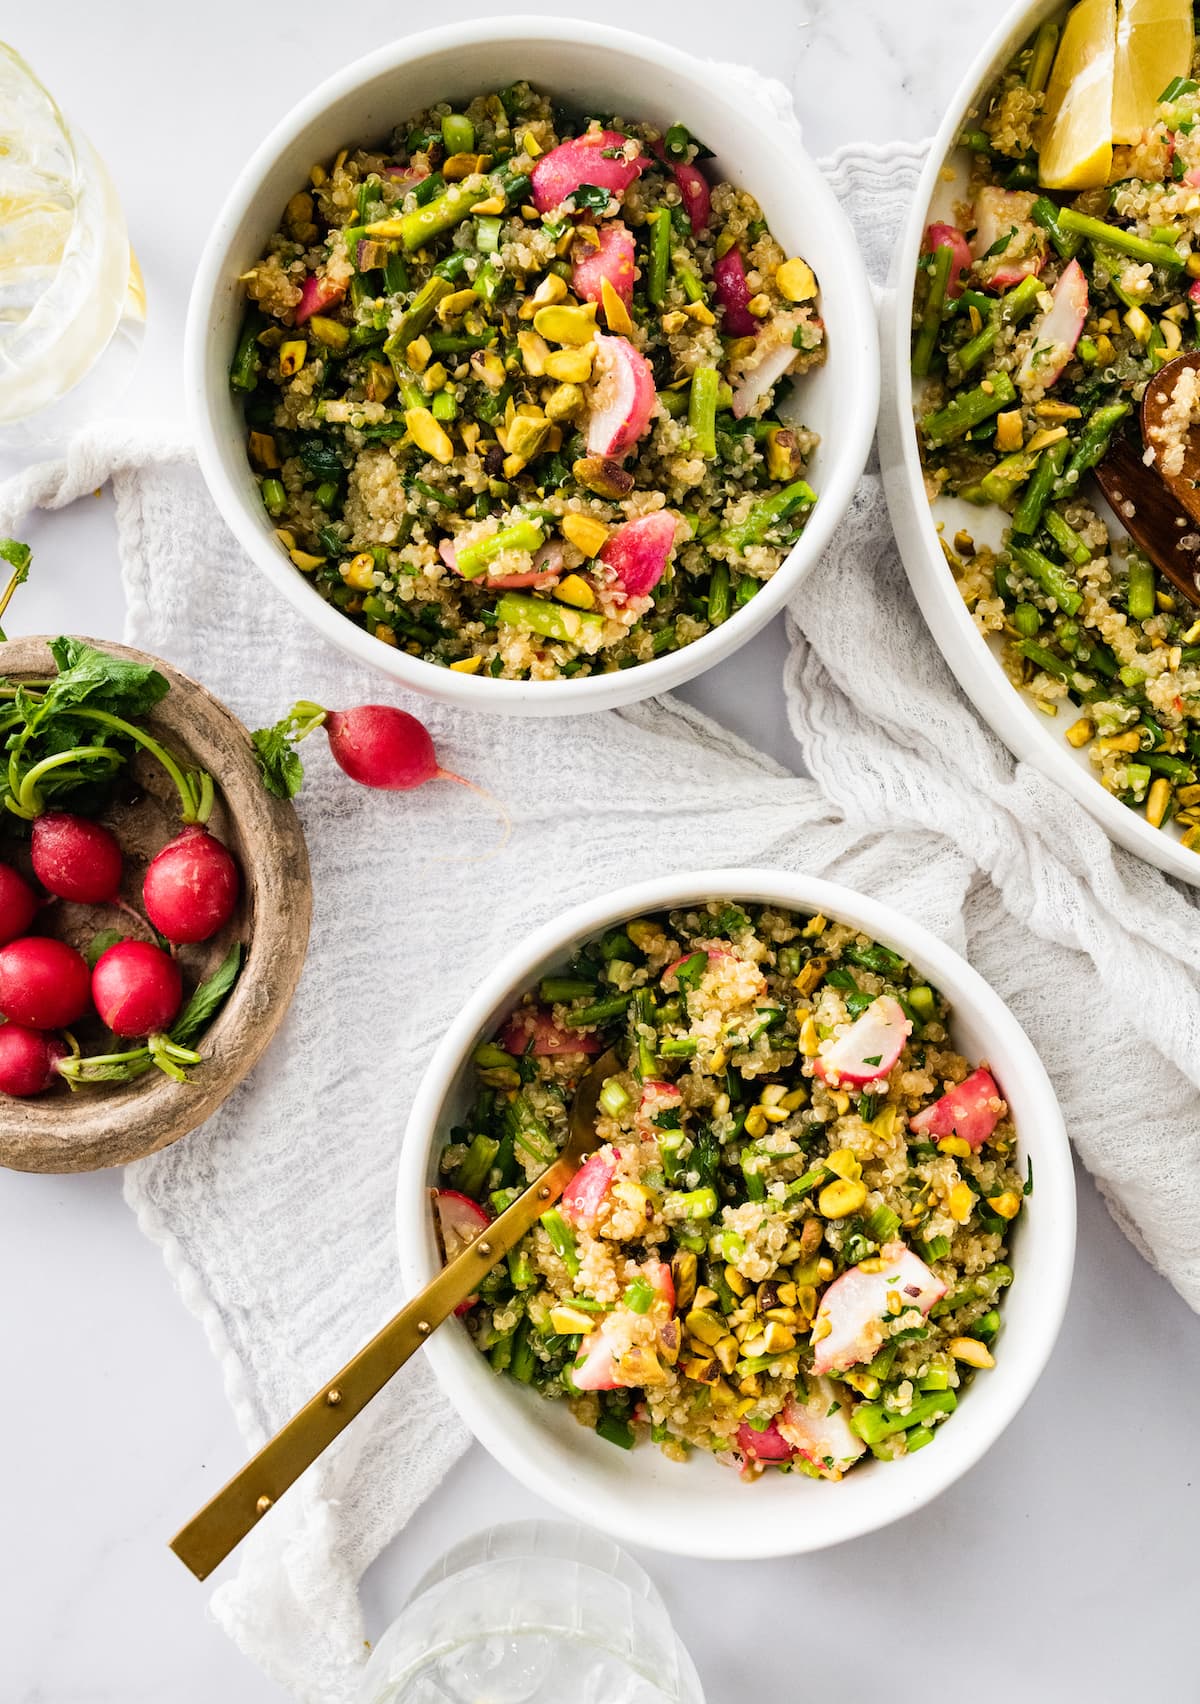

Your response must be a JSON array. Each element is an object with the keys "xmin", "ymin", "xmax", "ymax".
[
  {"xmin": 435, "ymin": 901, "xmax": 1024, "ymax": 1478},
  {"xmin": 233, "ymin": 87, "xmax": 824, "ymax": 680}
]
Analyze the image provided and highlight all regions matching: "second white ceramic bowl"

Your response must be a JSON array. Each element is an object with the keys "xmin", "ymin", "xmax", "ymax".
[
  {"xmin": 396, "ymin": 868, "xmax": 1075, "ymax": 1559},
  {"xmin": 879, "ymin": 0, "xmax": 1200, "ymax": 887},
  {"xmin": 187, "ymin": 19, "xmax": 877, "ymax": 716}
]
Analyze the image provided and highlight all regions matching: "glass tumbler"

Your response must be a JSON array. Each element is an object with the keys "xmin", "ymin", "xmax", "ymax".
[{"xmin": 357, "ymin": 1520, "xmax": 706, "ymax": 1704}]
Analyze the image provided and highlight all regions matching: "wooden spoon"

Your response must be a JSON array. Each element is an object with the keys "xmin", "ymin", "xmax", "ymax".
[
  {"xmin": 169, "ymin": 1046, "xmax": 621, "ymax": 1581},
  {"xmin": 1094, "ymin": 351, "xmax": 1200, "ymax": 609}
]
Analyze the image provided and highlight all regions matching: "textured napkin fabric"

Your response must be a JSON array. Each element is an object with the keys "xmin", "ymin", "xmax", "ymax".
[{"xmin": 3, "ymin": 135, "xmax": 1200, "ymax": 1704}]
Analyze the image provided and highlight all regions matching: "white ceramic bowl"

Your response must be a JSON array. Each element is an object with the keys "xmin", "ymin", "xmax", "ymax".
[
  {"xmin": 187, "ymin": 18, "xmax": 877, "ymax": 716},
  {"xmin": 880, "ymin": 0, "xmax": 1200, "ymax": 887},
  {"xmin": 396, "ymin": 868, "xmax": 1074, "ymax": 1559}
]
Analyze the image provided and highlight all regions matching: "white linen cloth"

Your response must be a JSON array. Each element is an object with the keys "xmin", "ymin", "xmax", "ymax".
[{"xmin": 2, "ymin": 127, "xmax": 1199, "ymax": 1704}]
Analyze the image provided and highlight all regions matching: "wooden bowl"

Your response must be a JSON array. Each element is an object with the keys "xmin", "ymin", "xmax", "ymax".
[{"xmin": 0, "ymin": 638, "xmax": 311, "ymax": 1173}]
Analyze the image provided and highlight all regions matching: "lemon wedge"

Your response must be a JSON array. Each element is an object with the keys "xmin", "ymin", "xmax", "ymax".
[
  {"xmin": 1038, "ymin": 0, "xmax": 1117, "ymax": 189},
  {"xmin": 0, "ymin": 191, "xmax": 73, "ymax": 284},
  {"xmin": 1112, "ymin": 0, "xmax": 1194, "ymax": 142}
]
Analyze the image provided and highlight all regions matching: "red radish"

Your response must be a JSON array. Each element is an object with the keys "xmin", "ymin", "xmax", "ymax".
[
  {"xmin": 925, "ymin": 222, "xmax": 972, "ymax": 300},
  {"xmin": 714, "ymin": 247, "xmax": 758, "ymax": 337},
  {"xmin": 736, "ymin": 1415, "xmax": 795, "ymax": 1463},
  {"xmin": 662, "ymin": 946, "xmax": 726, "ymax": 983},
  {"xmin": 1185, "ymin": 164, "xmax": 1200, "ymax": 188},
  {"xmin": 572, "ymin": 1327, "xmax": 621, "ymax": 1390},
  {"xmin": 142, "ymin": 827, "xmax": 240, "ymax": 944},
  {"xmin": 500, "ymin": 1005, "xmax": 602, "ymax": 1057},
  {"xmin": 643, "ymin": 1257, "xmax": 675, "ymax": 1312},
  {"xmin": 812, "ymin": 1243, "xmax": 945, "ymax": 1376},
  {"xmin": 384, "ymin": 163, "xmax": 430, "ymax": 192},
  {"xmin": 561, "ymin": 1145, "xmax": 619, "ymax": 1228},
  {"xmin": 730, "ymin": 315, "xmax": 803, "ymax": 420},
  {"xmin": 30, "ymin": 812, "xmax": 122, "ymax": 904},
  {"xmin": 434, "ymin": 1188, "xmax": 491, "ymax": 1316},
  {"xmin": 1190, "ymin": 279, "xmax": 1200, "ymax": 310},
  {"xmin": 92, "ymin": 941, "xmax": 183, "ymax": 1037},
  {"xmin": 598, "ymin": 512, "xmax": 677, "ymax": 599},
  {"xmin": 572, "ymin": 221, "xmax": 637, "ymax": 309},
  {"xmin": 649, "ymin": 142, "xmax": 711, "ymax": 234},
  {"xmin": 530, "ymin": 130, "xmax": 646, "ymax": 213},
  {"xmin": 969, "ymin": 186, "xmax": 1045, "ymax": 291},
  {"xmin": 585, "ymin": 335, "xmax": 657, "ymax": 458},
  {"xmin": 295, "ymin": 271, "xmax": 347, "ymax": 324},
  {"xmin": 1016, "ymin": 258, "xmax": 1088, "ymax": 389},
  {"xmin": 813, "ymin": 994, "xmax": 911, "ymax": 1087},
  {"xmin": 323, "ymin": 705, "xmax": 461, "ymax": 792},
  {"xmin": 0, "ymin": 937, "xmax": 90, "ymax": 1029},
  {"xmin": 0, "ymin": 1024, "xmax": 66, "ymax": 1097},
  {"xmin": 910, "ymin": 1067, "xmax": 1006, "ymax": 1150},
  {"xmin": 777, "ymin": 1381, "xmax": 866, "ymax": 1471},
  {"xmin": 439, "ymin": 536, "xmax": 561, "ymax": 591},
  {"xmin": 0, "ymin": 864, "xmax": 37, "ymax": 946},
  {"xmin": 637, "ymin": 1079, "xmax": 682, "ymax": 1126}
]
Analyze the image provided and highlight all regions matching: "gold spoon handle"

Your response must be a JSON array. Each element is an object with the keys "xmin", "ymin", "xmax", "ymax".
[{"xmin": 169, "ymin": 1154, "xmax": 578, "ymax": 1580}]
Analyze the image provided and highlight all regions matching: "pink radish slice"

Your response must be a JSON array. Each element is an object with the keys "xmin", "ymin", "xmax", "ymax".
[
  {"xmin": 435, "ymin": 1188, "xmax": 491, "ymax": 1316},
  {"xmin": 736, "ymin": 1416, "xmax": 795, "ymax": 1463},
  {"xmin": 662, "ymin": 946, "xmax": 726, "ymax": 983},
  {"xmin": 295, "ymin": 271, "xmax": 347, "ymax": 324},
  {"xmin": 531, "ymin": 131, "xmax": 646, "ymax": 213},
  {"xmin": 812, "ymin": 1244, "xmax": 945, "ymax": 1376},
  {"xmin": 925, "ymin": 222, "xmax": 972, "ymax": 300},
  {"xmin": 598, "ymin": 512, "xmax": 677, "ymax": 598},
  {"xmin": 562, "ymin": 1146, "xmax": 619, "ymax": 1229},
  {"xmin": 585, "ymin": 335, "xmax": 657, "ymax": 457},
  {"xmin": 643, "ymin": 1257, "xmax": 675, "ymax": 1312},
  {"xmin": 1017, "ymin": 258, "xmax": 1087, "ymax": 388},
  {"xmin": 572, "ymin": 221, "xmax": 637, "ymax": 309},
  {"xmin": 969, "ymin": 186, "xmax": 1045, "ymax": 292},
  {"xmin": 910, "ymin": 1067, "xmax": 1006, "ymax": 1150},
  {"xmin": 714, "ymin": 247, "xmax": 758, "ymax": 337},
  {"xmin": 500, "ymin": 1006, "xmax": 602, "ymax": 1057},
  {"xmin": 778, "ymin": 1381, "xmax": 866, "ymax": 1471},
  {"xmin": 730, "ymin": 318, "xmax": 801, "ymax": 420},
  {"xmin": 649, "ymin": 141, "xmax": 711, "ymax": 233},
  {"xmin": 638, "ymin": 1079, "xmax": 682, "ymax": 1122},
  {"xmin": 573, "ymin": 1327, "xmax": 621, "ymax": 1390},
  {"xmin": 1190, "ymin": 279, "xmax": 1200, "ymax": 308},
  {"xmin": 385, "ymin": 163, "xmax": 430, "ymax": 191},
  {"xmin": 439, "ymin": 535, "xmax": 562, "ymax": 591},
  {"xmin": 1185, "ymin": 164, "xmax": 1200, "ymax": 188},
  {"xmin": 813, "ymin": 995, "xmax": 911, "ymax": 1087}
]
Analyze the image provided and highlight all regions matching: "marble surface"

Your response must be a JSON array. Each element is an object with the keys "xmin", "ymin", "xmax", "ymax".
[{"xmin": 1, "ymin": 3, "xmax": 1195, "ymax": 1700}]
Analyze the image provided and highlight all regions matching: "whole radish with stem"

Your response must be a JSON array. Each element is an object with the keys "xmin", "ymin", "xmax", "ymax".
[
  {"xmin": 0, "ymin": 1023, "xmax": 66, "ymax": 1097},
  {"xmin": 88, "ymin": 940, "xmax": 198, "ymax": 1083},
  {"xmin": 143, "ymin": 827, "xmax": 240, "ymax": 944},
  {"xmin": 31, "ymin": 812, "xmax": 123, "ymax": 903},
  {"xmin": 0, "ymin": 863, "xmax": 37, "ymax": 945},
  {"xmin": 0, "ymin": 936, "xmax": 91, "ymax": 1029},
  {"xmin": 252, "ymin": 702, "xmax": 510, "ymax": 846}
]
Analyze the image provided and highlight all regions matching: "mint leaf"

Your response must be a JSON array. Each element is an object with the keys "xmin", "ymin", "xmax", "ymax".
[{"xmin": 171, "ymin": 943, "xmax": 244, "ymax": 1046}]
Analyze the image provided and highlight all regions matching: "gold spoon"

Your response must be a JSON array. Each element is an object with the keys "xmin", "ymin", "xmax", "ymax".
[{"xmin": 169, "ymin": 1047, "xmax": 619, "ymax": 1581}]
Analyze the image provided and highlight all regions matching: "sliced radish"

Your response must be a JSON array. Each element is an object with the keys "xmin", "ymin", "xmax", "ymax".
[
  {"xmin": 585, "ymin": 335, "xmax": 657, "ymax": 457},
  {"xmin": 910, "ymin": 1067, "xmax": 1006, "ymax": 1150},
  {"xmin": 650, "ymin": 140, "xmax": 711, "ymax": 233},
  {"xmin": 295, "ymin": 271, "xmax": 347, "ymax": 324},
  {"xmin": 439, "ymin": 535, "xmax": 561, "ymax": 591},
  {"xmin": 1190, "ymin": 279, "xmax": 1200, "ymax": 309},
  {"xmin": 736, "ymin": 1415, "xmax": 795, "ymax": 1463},
  {"xmin": 572, "ymin": 221, "xmax": 637, "ymax": 309},
  {"xmin": 662, "ymin": 946, "xmax": 726, "ymax": 984},
  {"xmin": 500, "ymin": 1005, "xmax": 602, "ymax": 1058},
  {"xmin": 561, "ymin": 1145, "xmax": 619, "ymax": 1229},
  {"xmin": 573, "ymin": 1327, "xmax": 621, "ymax": 1390},
  {"xmin": 812, "ymin": 1244, "xmax": 946, "ymax": 1376},
  {"xmin": 730, "ymin": 314, "xmax": 802, "ymax": 420},
  {"xmin": 637, "ymin": 1080, "xmax": 682, "ymax": 1125},
  {"xmin": 435, "ymin": 1189, "xmax": 491, "ymax": 1316},
  {"xmin": 643, "ymin": 1257, "xmax": 675, "ymax": 1312},
  {"xmin": 813, "ymin": 995, "xmax": 911, "ymax": 1087},
  {"xmin": 778, "ymin": 1380, "xmax": 866, "ymax": 1472},
  {"xmin": 531, "ymin": 130, "xmax": 646, "ymax": 213},
  {"xmin": 925, "ymin": 222, "xmax": 972, "ymax": 300},
  {"xmin": 714, "ymin": 247, "xmax": 758, "ymax": 337},
  {"xmin": 598, "ymin": 512, "xmax": 677, "ymax": 599},
  {"xmin": 969, "ymin": 187, "xmax": 1045, "ymax": 292},
  {"xmin": 1016, "ymin": 259, "xmax": 1088, "ymax": 389},
  {"xmin": 385, "ymin": 163, "xmax": 430, "ymax": 192}
]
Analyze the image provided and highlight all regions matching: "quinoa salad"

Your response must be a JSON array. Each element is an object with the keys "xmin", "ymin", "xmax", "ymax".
[
  {"xmin": 434, "ymin": 901, "xmax": 1026, "ymax": 1478},
  {"xmin": 231, "ymin": 86, "xmax": 824, "ymax": 681},
  {"xmin": 912, "ymin": 5, "xmax": 1200, "ymax": 846}
]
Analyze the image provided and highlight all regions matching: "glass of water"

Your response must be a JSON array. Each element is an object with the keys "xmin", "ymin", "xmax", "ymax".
[
  {"xmin": 358, "ymin": 1520, "xmax": 706, "ymax": 1704},
  {"xmin": 0, "ymin": 42, "xmax": 145, "ymax": 447}
]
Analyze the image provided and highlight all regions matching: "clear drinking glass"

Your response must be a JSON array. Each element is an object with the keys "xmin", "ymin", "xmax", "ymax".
[
  {"xmin": 0, "ymin": 42, "xmax": 145, "ymax": 447},
  {"xmin": 358, "ymin": 1521, "xmax": 706, "ymax": 1704}
]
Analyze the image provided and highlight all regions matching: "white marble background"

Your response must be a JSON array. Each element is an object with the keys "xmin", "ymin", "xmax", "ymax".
[{"xmin": 1, "ymin": 3, "xmax": 1194, "ymax": 1700}]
